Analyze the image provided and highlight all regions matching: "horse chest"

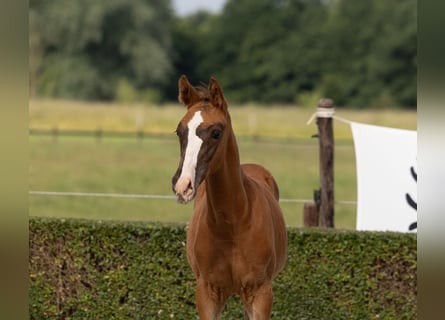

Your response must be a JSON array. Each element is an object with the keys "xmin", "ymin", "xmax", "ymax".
[{"xmin": 190, "ymin": 236, "xmax": 269, "ymax": 289}]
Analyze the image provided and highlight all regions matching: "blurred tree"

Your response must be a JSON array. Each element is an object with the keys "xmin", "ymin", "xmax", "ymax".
[
  {"xmin": 30, "ymin": 0, "xmax": 416, "ymax": 108},
  {"xmin": 29, "ymin": 0, "xmax": 174, "ymax": 101},
  {"xmin": 189, "ymin": 0, "xmax": 330, "ymax": 104},
  {"xmin": 180, "ymin": 0, "xmax": 416, "ymax": 108},
  {"xmin": 162, "ymin": 11, "xmax": 217, "ymax": 101},
  {"xmin": 320, "ymin": 0, "xmax": 417, "ymax": 108},
  {"xmin": 29, "ymin": 9, "xmax": 43, "ymax": 98}
]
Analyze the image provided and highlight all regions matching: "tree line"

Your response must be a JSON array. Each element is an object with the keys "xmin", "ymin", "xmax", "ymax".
[{"xmin": 29, "ymin": 0, "xmax": 417, "ymax": 108}]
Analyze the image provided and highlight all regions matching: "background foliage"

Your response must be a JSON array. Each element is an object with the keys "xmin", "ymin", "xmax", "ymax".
[
  {"xmin": 29, "ymin": 0, "xmax": 173, "ymax": 102},
  {"xmin": 29, "ymin": 0, "xmax": 417, "ymax": 108},
  {"xmin": 29, "ymin": 217, "xmax": 417, "ymax": 319}
]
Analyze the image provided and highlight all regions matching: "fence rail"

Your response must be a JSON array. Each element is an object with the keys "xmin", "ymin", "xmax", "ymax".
[
  {"xmin": 29, "ymin": 127, "xmax": 335, "ymax": 145},
  {"xmin": 29, "ymin": 190, "xmax": 356, "ymax": 205},
  {"xmin": 29, "ymin": 128, "xmax": 174, "ymax": 141}
]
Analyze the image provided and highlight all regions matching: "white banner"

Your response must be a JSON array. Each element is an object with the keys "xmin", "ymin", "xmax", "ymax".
[{"xmin": 351, "ymin": 122, "xmax": 417, "ymax": 232}]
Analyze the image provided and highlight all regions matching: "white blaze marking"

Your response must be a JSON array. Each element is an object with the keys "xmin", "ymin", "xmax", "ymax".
[{"xmin": 176, "ymin": 111, "xmax": 203, "ymax": 193}]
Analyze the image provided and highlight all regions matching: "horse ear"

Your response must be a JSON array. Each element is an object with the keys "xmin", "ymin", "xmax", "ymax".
[
  {"xmin": 208, "ymin": 77, "xmax": 227, "ymax": 110},
  {"xmin": 178, "ymin": 75, "xmax": 200, "ymax": 108}
]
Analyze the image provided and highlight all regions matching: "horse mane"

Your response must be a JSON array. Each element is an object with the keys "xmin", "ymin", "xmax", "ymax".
[
  {"xmin": 195, "ymin": 83, "xmax": 210, "ymax": 102},
  {"xmin": 195, "ymin": 82, "xmax": 229, "ymax": 116}
]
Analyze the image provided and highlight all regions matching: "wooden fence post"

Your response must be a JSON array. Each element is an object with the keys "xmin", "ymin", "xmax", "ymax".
[
  {"xmin": 317, "ymin": 98, "xmax": 335, "ymax": 227},
  {"xmin": 303, "ymin": 202, "xmax": 319, "ymax": 227}
]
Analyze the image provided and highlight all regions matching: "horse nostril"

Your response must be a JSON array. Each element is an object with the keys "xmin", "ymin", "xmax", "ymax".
[{"xmin": 174, "ymin": 176, "xmax": 194, "ymax": 197}]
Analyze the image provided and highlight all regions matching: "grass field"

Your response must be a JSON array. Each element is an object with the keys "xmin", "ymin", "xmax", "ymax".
[{"xmin": 29, "ymin": 99, "xmax": 417, "ymax": 229}]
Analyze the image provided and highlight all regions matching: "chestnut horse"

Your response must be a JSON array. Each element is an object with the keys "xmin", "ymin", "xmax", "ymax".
[{"xmin": 172, "ymin": 75, "xmax": 287, "ymax": 319}]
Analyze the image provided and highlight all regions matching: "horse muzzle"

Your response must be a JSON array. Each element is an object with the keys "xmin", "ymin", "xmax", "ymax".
[{"xmin": 172, "ymin": 175, "xmax": 195, "ymax": 204}]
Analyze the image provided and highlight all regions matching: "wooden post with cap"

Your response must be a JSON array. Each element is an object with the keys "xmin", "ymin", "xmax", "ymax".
[{"xmin": 317, "ymin": 98, "xmax": 335, "ymax": 227}]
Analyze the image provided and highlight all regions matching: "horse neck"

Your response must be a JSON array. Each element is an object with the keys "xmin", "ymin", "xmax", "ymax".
[{"xmin": 205, "ymin": 127, "xmax": 249, "ymax": 228}]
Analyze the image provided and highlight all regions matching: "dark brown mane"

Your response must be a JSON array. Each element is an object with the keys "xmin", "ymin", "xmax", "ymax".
[{"xmin": 194, "ymin": 83, "xmax": 210, "ymax": 102}]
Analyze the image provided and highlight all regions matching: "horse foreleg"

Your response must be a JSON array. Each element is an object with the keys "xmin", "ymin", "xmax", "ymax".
[
  {"xmin": 242, "ymin": 283, "xmax": 273, "ymax": 320},
  {"xmin": 195, "ymin": 279, "xmax": 227, "ymax": 320}
]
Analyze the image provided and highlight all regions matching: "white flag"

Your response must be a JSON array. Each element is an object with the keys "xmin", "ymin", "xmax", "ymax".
[{"xmin": 351, "ymin": 122, "xmax": 417, "ymax": 232}]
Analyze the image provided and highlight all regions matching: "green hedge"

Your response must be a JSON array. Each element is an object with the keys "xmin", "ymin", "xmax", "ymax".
[{"xmin": 29, "ymin": 218, "xmax": 417, "ymax": 319}]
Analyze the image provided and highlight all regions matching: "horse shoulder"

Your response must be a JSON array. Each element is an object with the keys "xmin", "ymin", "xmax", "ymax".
[{"xmin": 241, "ymin": 164, "xmax": 287, "ymax": 276}]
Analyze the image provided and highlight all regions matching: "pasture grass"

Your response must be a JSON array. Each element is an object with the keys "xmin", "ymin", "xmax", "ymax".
[{"xmin": 29, "ymin": 99, "xmax": 417, "ymax": 229}]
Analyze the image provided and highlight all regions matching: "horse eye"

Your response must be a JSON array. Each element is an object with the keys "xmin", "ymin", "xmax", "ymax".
[{"xmin": 211, "ymin": 130, "xmax": 222, "ymax": 140}]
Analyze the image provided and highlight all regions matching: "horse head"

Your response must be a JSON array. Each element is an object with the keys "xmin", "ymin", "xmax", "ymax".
[{"xmin": 172, "ymin": 75, "xmax": 231, "ymax": 204}]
